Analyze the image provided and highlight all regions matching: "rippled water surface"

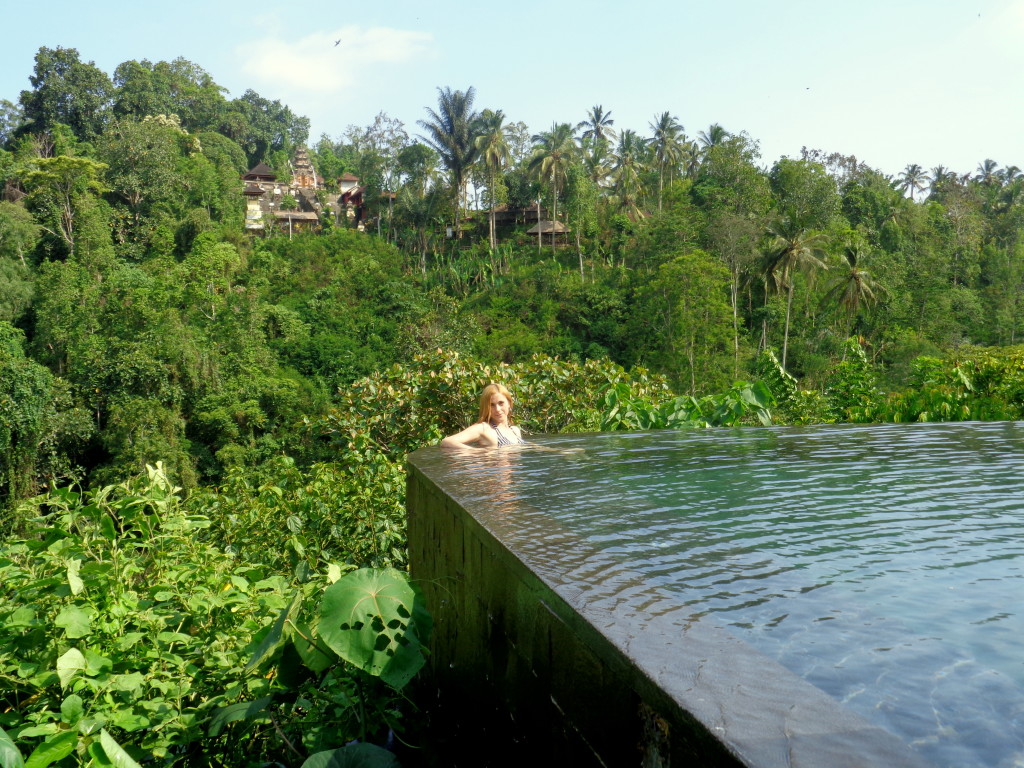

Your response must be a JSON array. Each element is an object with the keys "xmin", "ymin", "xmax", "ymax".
[{"xmin": 457, "ymin": 422, "xmax": 1024, "ymax": 768}]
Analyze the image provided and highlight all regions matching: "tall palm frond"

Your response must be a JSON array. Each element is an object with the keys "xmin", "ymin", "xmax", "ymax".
[
  {"xmin": 649, "ymin": 111, "xmax": 684, "ymax": 210},
  {"xmin": 528, "ymin": 122, "xmax": 577, "ymax": 247},
  {"xmin": 577, "ymin": 105, "xmax": 617, "ymax": 144},
  {"xmin": 474, "ymin": 109, "xmax": 511, "ymax": 248},
  {"xmin": 897, "ymin": 163, "xmax": 930, "ymax": 201},
  {"xmin": 680, "ymin": 137, "xmax": 702, "ymax": 178},
  {"xmin": 976, "ymin": 159, "xmax": 999, "ymax": 185},
  {"xmin": 417, "ymin": 86, "xmax": 479, "ymax": 234},
  {"xmin": 821, "ymin": 241, "xmax": 885, "ymax": 329},
  {"xmin": 611, "ymin": 129, "xmax": 649, "ymax": 219},
  {"xmin": 763, "ymin": 217, "xmax": 829, "ymax": 368},
  {"xmin": 698, "ymin": 123, "xmax": 729, "ymax": 151},
  {"xmin": 580, "ymin": 136, "xmax": 613, "ymax": 188},
  {"xmin": 998, "ymin": 165, "xmax": 1022, "ymax": 184}
]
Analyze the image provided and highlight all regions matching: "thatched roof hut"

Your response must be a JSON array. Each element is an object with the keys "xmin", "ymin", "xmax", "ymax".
[{"xmin": 525, "ymin": 220, "xmax": 570, "ymax": 235}]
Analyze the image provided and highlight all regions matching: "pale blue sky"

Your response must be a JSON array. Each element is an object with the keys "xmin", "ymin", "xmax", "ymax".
[{"xmin": 3, "ymin": 0, "xmax": 1022, "ymax": 177}]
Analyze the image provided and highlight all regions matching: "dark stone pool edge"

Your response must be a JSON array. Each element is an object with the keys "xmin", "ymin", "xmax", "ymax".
[{"xmin": 407, "ymin": 451, "xmax": 933, "ymax": 768}]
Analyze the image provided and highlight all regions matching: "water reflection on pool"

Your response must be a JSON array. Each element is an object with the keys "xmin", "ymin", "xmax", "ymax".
[{"xmin": 466, "ymin": 422, "xmax": 1024, "ymax": 768}]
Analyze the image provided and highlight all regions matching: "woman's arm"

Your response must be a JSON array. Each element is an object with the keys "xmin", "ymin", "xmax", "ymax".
[{"xmin": 441, "ymin": 422, "xmax": 489, "ymax": 448}]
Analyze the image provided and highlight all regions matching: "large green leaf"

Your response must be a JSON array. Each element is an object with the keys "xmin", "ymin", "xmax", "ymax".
[
  {"xmin": 56, "ymin": 648, "xmax": 86, "ymax": 688},
  {"xmin": 66, "ymin": 560, "xmax": 84, "ymax": 596},
  {"xmin": 54, "ymin": 606, "xmax": 92, "ymax": 639},
  {"xmin": 317, "ymin": 568, "xmax": 431, "ymax": 690},
  {"xmin": 24, "ymin": 731, "xmax": 76, "ymax": 768},
  {"xmin": 292, "ymin": 621, "xmax": 337, "ymax": 674},
  {"xmin": 6, "ymin": 607, "xmax": 35, "ymax": 628},
  {"xmin": 59, "ymin": 695, "xmax": 83, "ymax": 726},
  {"xmin": 207, "ymin": 696, "xmax": 274, "ymax": 737},
  {"xmin": 10, "ymin": 729, "xmax": 54, "ymax": 741},
  {"xmin": 300, "ymin": 743, "xmax": 400, "ymax": 768},
  {"xmin": 245, "ymin": 592, "xmax": 298, "ymax": 672},
  {"xmin": 83, "ymin": 649, "xmax": 113, "ymax": 676},
  {"xmin": 97, "ymin": 730, "xmax": 142, "ymax": 768},
  {"xmin": 0, "ymin": 726, "xmax": 25, "ymax": 768}
]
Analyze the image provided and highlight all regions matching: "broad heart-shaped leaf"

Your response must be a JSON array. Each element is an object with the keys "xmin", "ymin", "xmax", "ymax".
[
  {"xmin": 299, "ymin": 743, "xmax": 400, "ymax": 768},
  {"xmin": 85, "ymin": 741, "xmax": 112, "ymax": 767},
  {"xmin": 317, "ymin": 568, "xmax": 432, "ymax": 690},
  {"xmin": 54, "ymin": 606, "xmax": 92, "ymax": 639},
  {"xmin": 0, "ymin": 725, "xmax": 25, "ymax": 768},
  {"xmin": 98, "ymin": 512, "xmax": 117, "ymax": 542},
  {"xmin": 56, "ymin": 648, "xmax": 87, "ymax": 688}
]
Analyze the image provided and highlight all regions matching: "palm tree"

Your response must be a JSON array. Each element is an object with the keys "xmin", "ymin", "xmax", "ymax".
[
  {"xmin": 580, "ymin": 135, "xmax": 613, "ymax": 188},
  {"xmin": 929, "ymin": 165, "xmax": 953, "ymax": 197},
  {"xmin": 897, "ymin": 163, "xmax": 930, "ymax": 201},
  {"xmin": 822, "ymin": 240, "xmax": 885, "ymax": 341},
  {"xmin": 998, "ymin": 165, "xmax": 1022, "ymax": 184},
  {"xmin": 577, "ymin": 105, "xmax": 616, "ymax": 144},
  {"xmin": 649, "ymin": 111, "xmax": 684, "ymax": 210},
  {"xmin": 610, "ymin": 129, "xmax": 649, "ymax": 219},
  {"xmin": 996, "ymin": 166, "xmax": 1023, "ymax": 211},
  {"xmin": 698, "ymin": 123, "xmax": 729, "ymax": 152},
  {"xmin": 976, "ymin": 158, "xmax": 999, "ymax": 186},
  {"xmin": 679, "ymin": 136, "xmax": 702, "ymax": 178},
  {"xmin": 417, "ymin": 86, "xmax": 479, "ymax": 237},
  {"xmin": 762, "ymin": 217, "xmax": 829, "ymax": 368},
  {"xmin": 528, "ymin": 122, "xmax": 577, "ymax": 250},
  {"xmin": 474, "ymin": 109, "xmax": 511, "ymax": 249}
]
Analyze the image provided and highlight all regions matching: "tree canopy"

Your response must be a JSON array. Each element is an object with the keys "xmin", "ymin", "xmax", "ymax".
[{"xmin": 1, "ymin": 45, "xmax": 1023, "ymax": 508}]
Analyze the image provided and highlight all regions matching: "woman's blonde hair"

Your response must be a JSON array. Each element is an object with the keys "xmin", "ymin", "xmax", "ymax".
[{"xmin": 477, "ymin": 383, "xmax": 515, "ymax": 424}]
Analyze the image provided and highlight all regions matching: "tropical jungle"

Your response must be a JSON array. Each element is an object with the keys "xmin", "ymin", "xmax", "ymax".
[{"xmin": 2, "ymin": 46, "xmax": 1024, "ymax": 767}]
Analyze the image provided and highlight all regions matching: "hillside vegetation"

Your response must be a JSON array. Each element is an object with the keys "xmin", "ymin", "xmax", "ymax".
[{"xmin": 2, "ymin": 47, "xmax": 1024, "ymax": 766}]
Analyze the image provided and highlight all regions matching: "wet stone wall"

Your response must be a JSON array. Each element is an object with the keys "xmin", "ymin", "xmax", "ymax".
[
  {"xmin": 406, "ymin": 447, "xmax": 934, "ymax": 768},
  {"xmin": 406, "ymin": 457, "xmax": 719, "ymax": 766}
]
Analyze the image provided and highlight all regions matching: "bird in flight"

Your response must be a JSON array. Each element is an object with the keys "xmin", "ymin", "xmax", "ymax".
[{"xmin": 334, "ymin": 39, "xmax": 341, "ymax": 46}]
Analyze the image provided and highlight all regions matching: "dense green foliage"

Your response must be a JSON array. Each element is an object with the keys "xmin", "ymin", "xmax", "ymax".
[
  {"xmin": 3, "ymin": 47, "xmax": 1023, "ymax": 506},
  {"xmin": 0, "ymin": 352, "xmax": 681, "ymax": 767},
  {"xmin": 1, "ymin": 464, "xmax": 427, "ymax": 767},
  {"xmin": 3, "ymin": 44, "xmax": 1024, "ymax": 766}
]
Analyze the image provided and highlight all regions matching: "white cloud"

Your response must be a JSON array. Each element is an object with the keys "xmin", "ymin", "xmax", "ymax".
[{"xmin": 236, "ymin": 25, "xmax": 434, "ymax": 95}]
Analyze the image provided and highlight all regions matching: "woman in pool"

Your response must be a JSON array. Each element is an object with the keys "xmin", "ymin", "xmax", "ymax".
[{"xmin": 441, "ymin": 383, "xmax": 527, "ymax": 448}]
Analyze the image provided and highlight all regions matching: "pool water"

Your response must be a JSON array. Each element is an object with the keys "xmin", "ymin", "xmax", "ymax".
[{"xmin": 498, "ymin": 422, "xmax": 1024, "ymax": 768}]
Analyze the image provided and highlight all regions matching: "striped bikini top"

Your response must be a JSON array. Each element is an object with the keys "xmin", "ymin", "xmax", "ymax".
[{"xmin": 489, "ymin": 421, "xmax": 526, "ymax": 446}]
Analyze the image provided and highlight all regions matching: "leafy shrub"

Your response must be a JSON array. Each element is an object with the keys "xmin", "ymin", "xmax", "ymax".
[
  {"xmin": 863, "ymin": 348, "xmax": 1024, "ymax": 423},
  {"xmin": 1, "ymin": 464, "xmax": 427, "ymax": 766},
  {"xmin": 754, "ymin": 349, "xmax": 833, "ymax": 424},
  {"xmin": 822, "ymin": 338, "xmax": 883, "ymax": 422},
  {"xmin": 599, "ymin": 380, "xmax": 773, "ymax": 431},
  {"xmin": 318, "ymin": 347, "xmax": 673, "ymax": 461},
  {"xmin": 193, "ymin": 455, "xmax": 407, "ymax": 575}
]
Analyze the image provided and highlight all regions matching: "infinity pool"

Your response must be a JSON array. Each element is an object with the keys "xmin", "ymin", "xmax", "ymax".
[{"xmin": 442, "ymin": 422, "xmax": 1024, "ymax": 768}]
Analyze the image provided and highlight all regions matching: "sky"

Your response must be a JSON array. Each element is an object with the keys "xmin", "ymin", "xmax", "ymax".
[{"xmin": 3, "ymin": 0, "xmax": 1023, "ymax": 178}]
